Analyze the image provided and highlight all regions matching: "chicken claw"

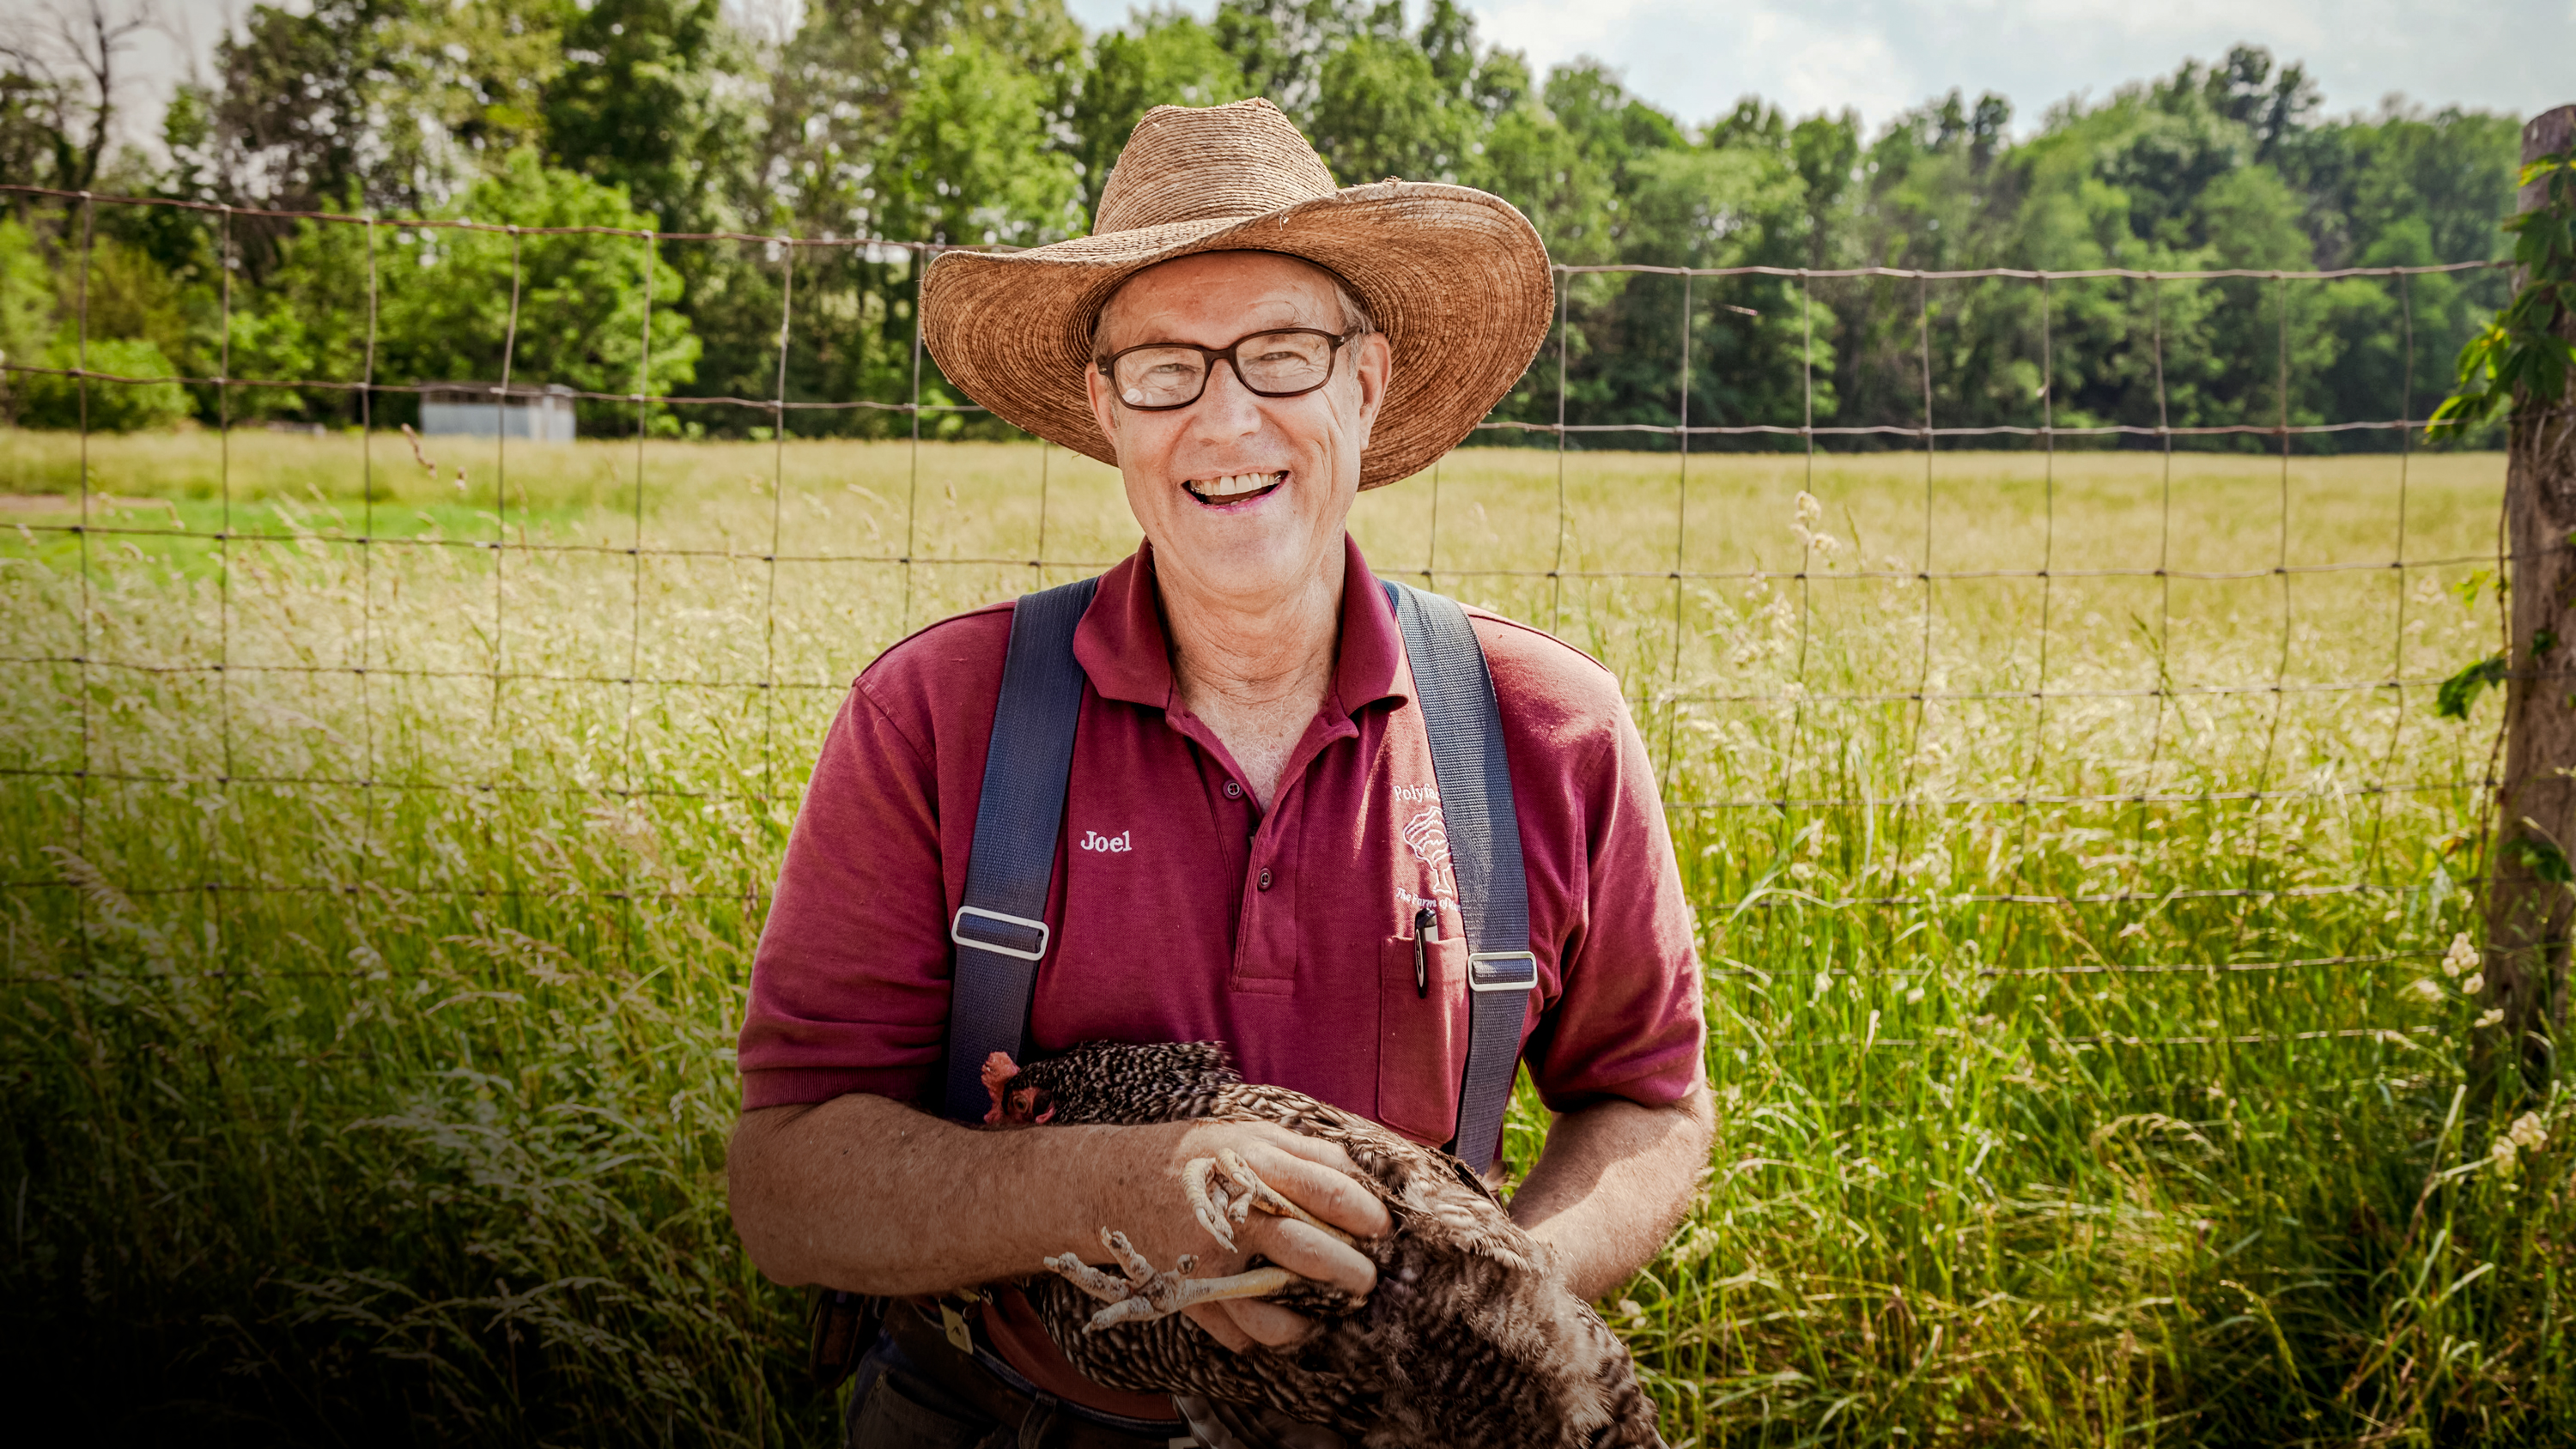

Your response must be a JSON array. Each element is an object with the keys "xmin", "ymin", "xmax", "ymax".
[
  {"xmin": 1184, "ymin": 1156, "xmax": 1243, "ymax": 1251},
  {"xmin": 1211, "ymin": 1148, "xmax": 1358, "ymax": 1246},
  {"xmin": 1042, "ymin": 1250, "xmax": 1133, "ymax": 1304}
]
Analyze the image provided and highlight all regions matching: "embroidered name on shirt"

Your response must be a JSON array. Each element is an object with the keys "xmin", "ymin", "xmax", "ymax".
[{"xmin": 1078, "ymin": 829, "xmax": 1133, "ymax": 853}]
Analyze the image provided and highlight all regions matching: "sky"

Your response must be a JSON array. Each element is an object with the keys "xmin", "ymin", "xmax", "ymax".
[
  {"xmin": 16, "ymin": 0, "xmax": 2574, "ymax": 159},
  {"xmin": 1061, "ymin": 0, "xmax": 2576, "ymax": 133}
]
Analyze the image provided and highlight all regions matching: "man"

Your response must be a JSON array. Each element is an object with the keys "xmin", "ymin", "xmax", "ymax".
[{"xmin": 728, "ymin": 99, "xmax": 1712, "ymax": 1447}]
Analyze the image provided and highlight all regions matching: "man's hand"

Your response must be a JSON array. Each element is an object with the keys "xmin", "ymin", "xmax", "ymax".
[
  {"xmin": 726, "ymin": 1096, "xmax": 1388, "ymax": 1349},
  {"xmin": 1120, "ymin": 1121, "xmax": 1390, "ymax": 1350}
]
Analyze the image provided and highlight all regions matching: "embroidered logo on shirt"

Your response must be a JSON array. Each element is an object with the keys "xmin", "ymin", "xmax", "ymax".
[
  {"xmin": 1401, "ymin": 807, "xmax": 1455, "ymax": 899},
  {"xmin": 1078, "ymin": 829, "xmax": 1133, "ymax": 853}
]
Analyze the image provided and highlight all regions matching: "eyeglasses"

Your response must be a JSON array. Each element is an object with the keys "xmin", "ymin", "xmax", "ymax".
[{"xmin": 1097, "ymin": 328, "xmax": 1360, "ymax": 411}]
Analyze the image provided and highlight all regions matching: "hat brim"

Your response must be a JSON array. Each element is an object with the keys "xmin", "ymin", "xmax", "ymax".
[{"xmin": 920, "ymin": 181, "xmax": 1554, "ymax": 490}]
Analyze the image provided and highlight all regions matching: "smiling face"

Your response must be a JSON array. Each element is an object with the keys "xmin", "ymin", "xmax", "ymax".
[{"xmin": 1085, "ymin": 251, "xmax": 1391, "ymax": 609}]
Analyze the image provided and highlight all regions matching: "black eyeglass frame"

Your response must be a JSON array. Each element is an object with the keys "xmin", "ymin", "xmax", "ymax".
[{"xmin": 1095, "ymin": 327, "xmax": 1364, "ymax": 411}]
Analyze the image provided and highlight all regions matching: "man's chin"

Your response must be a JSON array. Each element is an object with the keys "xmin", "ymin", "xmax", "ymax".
[{"xmin": 1154, "ymin": 530, "xmax": 1340, "ymax": 602}]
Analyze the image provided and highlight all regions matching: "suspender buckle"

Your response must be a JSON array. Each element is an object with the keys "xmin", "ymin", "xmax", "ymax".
[
  {"xmin": 1467, "ymin": 950, "xmax": 1537, "ymax": 992},
  {"xmin": 951, "ymin": 906, "xmax": 1051, "ymax": 962}
]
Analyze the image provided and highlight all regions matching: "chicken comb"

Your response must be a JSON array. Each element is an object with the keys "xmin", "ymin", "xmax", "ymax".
[{"xmin": 980, "ymin": 1051, "xmax": 1022, "ymax": 1125}]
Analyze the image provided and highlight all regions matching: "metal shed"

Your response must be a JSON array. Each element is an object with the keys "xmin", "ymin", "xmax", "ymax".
[{"xmin": 417, "ymin": 383, "xmax": 578, "ymax": 443}]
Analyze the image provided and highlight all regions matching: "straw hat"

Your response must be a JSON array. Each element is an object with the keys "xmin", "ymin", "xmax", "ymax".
[{"xmin": 919, "ymin": 98, "xmax": 1553, "ymax": 489}]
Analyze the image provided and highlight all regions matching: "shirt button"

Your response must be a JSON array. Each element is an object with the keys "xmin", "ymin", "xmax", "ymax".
[
  {"xmin": 1223, "ymin": 780, "xmax": 1242, "ymax": 800},
  {"xmin": 1257, "ymin": 869, "xmax": 1273, "ymax": 891}
]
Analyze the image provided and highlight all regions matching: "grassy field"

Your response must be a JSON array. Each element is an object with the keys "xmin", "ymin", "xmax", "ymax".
[{"xmin": 3, "ymin": 428, "xmax": 2570, "ymax": 1447}]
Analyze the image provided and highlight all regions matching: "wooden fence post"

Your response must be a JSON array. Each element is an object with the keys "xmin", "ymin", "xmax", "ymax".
[{"xmin": 2484, "ymin": 102, "xmax": 2576, "ymax": 1100}]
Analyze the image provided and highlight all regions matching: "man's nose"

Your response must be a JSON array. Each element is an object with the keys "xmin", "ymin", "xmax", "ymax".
[{"xmin": 1185, "ymin": 356, "xmax": 1266, "ymax": 440}]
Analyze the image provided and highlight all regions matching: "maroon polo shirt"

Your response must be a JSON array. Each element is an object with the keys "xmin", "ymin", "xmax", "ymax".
[{"xmin": 738, "ymin": 535, "xmax": 1703, "ymax": 1414}]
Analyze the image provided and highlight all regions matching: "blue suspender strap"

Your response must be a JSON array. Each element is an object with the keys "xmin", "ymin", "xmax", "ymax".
[
  {"xmin": 1382, "ymin": 580, "xmax": 1536, "ymax": 1174},
  {"xmin": 939, "ymin": 576, "xmax": 1101, "ymax": 1124}
]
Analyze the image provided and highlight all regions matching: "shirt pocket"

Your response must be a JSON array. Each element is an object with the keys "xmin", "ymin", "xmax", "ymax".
[{"xmin": 1375, "ymin": 932, "xmax": 1468, "ymax": 1145}]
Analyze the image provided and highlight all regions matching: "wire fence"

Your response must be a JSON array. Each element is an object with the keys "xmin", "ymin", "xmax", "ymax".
[{"xmin": 0, "ymin": 184, "xmax": 2521, "ymax": 1064}]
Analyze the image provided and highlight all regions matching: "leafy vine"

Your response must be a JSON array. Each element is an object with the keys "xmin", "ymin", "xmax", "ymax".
[{"xmin": 2429, "ymin": 147, "xmax": 2576, "ymax": 436}]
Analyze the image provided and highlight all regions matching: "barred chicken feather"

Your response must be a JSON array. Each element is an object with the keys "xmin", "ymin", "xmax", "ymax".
[{"xmin": 981, "ymin": 1040, "xmax": 1667, "ymax": 1449}]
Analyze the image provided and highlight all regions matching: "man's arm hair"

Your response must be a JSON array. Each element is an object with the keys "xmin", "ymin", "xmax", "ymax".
[
  {"xmin": 1506, "ymin": 1084, "xmax": 1715, "ymax": 1302},
  {"xmin": 730, "ymin": 1094, "xmax": 1096, "ymax": 1294}
]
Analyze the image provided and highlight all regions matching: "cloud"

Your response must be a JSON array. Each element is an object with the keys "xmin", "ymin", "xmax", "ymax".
[{"xmin": 1467, "ymin": 0, "xmax": 2571, "ymax": 131}]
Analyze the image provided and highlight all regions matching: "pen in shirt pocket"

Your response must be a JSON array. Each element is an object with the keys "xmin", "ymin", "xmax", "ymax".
[{"xmin": 1413, "ymin": 903, "xmax": 1437, "ymax": 998}]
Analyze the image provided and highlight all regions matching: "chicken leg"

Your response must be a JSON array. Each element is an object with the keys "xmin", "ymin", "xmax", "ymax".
[{"xmin": 1045, "ymin": 1228, "xmax": 1303, "ymax": 1330}]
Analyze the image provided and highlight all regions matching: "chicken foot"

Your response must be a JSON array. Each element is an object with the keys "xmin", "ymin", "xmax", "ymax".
[
  {"xmin": 1183, "ymin": 1147, "xmax": 1358, "ymax": 1253},
  {"xmin": 1042, "ymin": 1149, "xmax": 1357, "ymax": 1332},
  {"xmin": 1045, "ymin": 1228, "xmax": 1303, "ymax": 1330}
]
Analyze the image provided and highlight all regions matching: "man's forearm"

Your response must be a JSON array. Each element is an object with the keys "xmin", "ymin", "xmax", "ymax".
[
  {"xmin": 726, "ymin": 1093, "xmax": 1393, "ymax": 1313},
  {"xmin": 1507, "ymin": 1085, "xmax": 1714, "ymax": 1301},
  {"xmin": 728, "ymin": 1094, "xmax": 1129, "ymax": 1294}
]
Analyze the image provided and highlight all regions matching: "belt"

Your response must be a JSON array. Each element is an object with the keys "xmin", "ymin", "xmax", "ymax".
[{"xmin": 884, "ymin": 1300, "xmax": 1194, "ymax": 1447}]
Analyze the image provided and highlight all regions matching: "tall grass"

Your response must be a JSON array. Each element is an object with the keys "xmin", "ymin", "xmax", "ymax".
[{"xmin": 2, "ymin": 430, "xmax": 2569, "ymax": 1446}]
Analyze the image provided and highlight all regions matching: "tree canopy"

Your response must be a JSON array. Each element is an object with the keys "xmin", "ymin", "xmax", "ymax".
[{"xmin": 0, "ymin": 0, "xmax": 2525, "ymax": 444}]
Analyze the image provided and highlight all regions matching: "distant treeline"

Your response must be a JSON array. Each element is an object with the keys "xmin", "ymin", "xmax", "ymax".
[{"xmin": 0, "ymin": 0, "xmax": 2525, "ymax": 449}]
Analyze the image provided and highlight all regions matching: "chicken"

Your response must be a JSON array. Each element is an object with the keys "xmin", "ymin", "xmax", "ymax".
[{"xmin": 979, "ymin": 1040, "xmax": 1668, "ymax": 1449}]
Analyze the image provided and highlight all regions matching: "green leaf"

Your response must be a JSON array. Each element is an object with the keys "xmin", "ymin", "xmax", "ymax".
[
  {"xmin": 2511, "ymin": 834, "xmax": 2573, "ymax": 885},
  {"xmin": 2435, "ymin": 652, "xmax": 2507, "ymax": 720},
  {"xmin": 2515, "ymin": 151, "xmax": 2576, "ymax": 190}
]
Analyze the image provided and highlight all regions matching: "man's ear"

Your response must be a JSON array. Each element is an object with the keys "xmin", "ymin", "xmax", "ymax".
[
  {"xmin": 1084, "ymin": 363, "xmax": 1121, "ymax": 459},
  {"xmin": 1349, "ymin": 330, "xmax": 1393, "ymax": 448}
]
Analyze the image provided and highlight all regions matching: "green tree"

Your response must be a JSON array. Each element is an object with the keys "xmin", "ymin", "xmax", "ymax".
[
  {"xmin": 62, "ymin": 233, "xmax": 191, "ymax": 365},
  {"xmin": 0, "ymin": 215, "xmax": 55, "ymax": 418},
  {"xmin": 11, "ymin": 7, "xmax": 2527, "ymax": 455},
  {"xmin": 874, "ymin": 35, "xmax": 1082, "ymax": 246},
  {"xmin": 205, "ymin": 0, "xmax": 563, "ymax": 221},
  {"xmin": 13, "ymin": 333, "xmax": 189, "ymax": 429},
  {"xmin": 714, "ymin": 0, "xmax": 1081, "ymax": 438},
  {"xmin": 208, "ymin": 1, "xmax": 401, "ymax": 214},
  {"xmin": 1469, "ymin": 50, "xmax": 1602, "ymax": 259},
  {"xmin": 229, "ymin": 153, "xmax": 699, "ymax": 431},
  {"xmin": 759, "ymin": 0, "xmax": 1081, "ymax": 239},
  {"xmin": 0, "ymin": 212, "xmax": 191, "ymax": 432},
  {"xmin": 1309, "ymin": 29, "xmax": 1478, "ymax": 185},
  {"xmin": 2290, "ymin": 105, "xmax": 2522, "ymax": 437},
  {"xmin": 1211, "ymin": 0, "xmax": 1368, "ymax": 119},
  {"xmin": 2179, "ymin": 43, "xmax": 2318, "ymax": 166},
  {"xmin": 396, "ymin": 153, "xmax": 698, "ymax": 415},
  {"xmin": 0, "ymin": 67, "xmax": 52, "ymax": 204},
  {"xmin": 544, "ymin": 0, "xmax": 754, "ymax": 233},
  {"xmin": 380, "ymin": 0, "xmax": 565, "ymax": 185},
  {"xmin": 1530, "ymin": 61, "xmax": 1686, "ymax": 264}
]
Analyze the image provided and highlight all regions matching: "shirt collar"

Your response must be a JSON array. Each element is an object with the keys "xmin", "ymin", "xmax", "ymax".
[{"xmin": 1072, "ymin": 535, "xmax": 1409, "ymax": 716}]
